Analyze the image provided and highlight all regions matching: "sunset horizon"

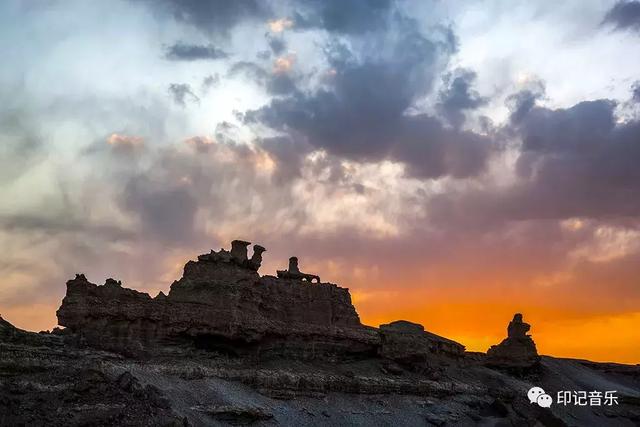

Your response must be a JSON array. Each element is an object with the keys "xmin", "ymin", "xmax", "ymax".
[
  {"xmin": 2, "ymin": 2, "xmax": 640, "ymax": 423},
  {"xmin": 3, "ymin": 242, "xmax": 638, "ymax": 365}
]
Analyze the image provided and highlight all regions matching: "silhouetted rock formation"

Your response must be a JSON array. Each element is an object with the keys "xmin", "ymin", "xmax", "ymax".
[
  {"xmin": 277, "ymin": 256, "xmax": 321, "ymax": 283},
  {"xmin": 379, "ymin": 320, "xmax": 465, "ymax": 367},
  {"xmin": 57, "ymin": 241, "xmax": 375, "ymax": 358},
  {"xmin": 249, "ymin": 244, "xmax": 266, "ymax": 271},
  {"xmin": 56, "ymin": 241, "xmax": 473, "ymax": 364},
  {"xmin": 487, "ymin": 313, "xmax": 540, "ymax": 368},
  {"xmin": 230, "ymin": 239, "xmax": 251, "ymax": 262}
]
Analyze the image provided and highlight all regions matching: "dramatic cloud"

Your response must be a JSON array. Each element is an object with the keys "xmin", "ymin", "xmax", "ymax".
[
  {"xmin": 267, "ymin": 35, "xmax": 286, "ymax": 55},
  {"xmin": 121, "ymin": 177, "xmax": 198, "ymax": 244},
  {"xmin": 2, "ymin": 0, "xmax": 640, "ymax": 364},
  {"xmin": 506, "ymin": 85, "xmax": 546, "ymax": 124},
  {"xmin": 428, "ymin": 95, "xmax": 640, "ymax": 229},
  {"xmin": 153, "ymin": 0, "xmax": 396, "ymax": 36},
  {"xmin": 164, "ymin": 42, "xmax": 228, "ymax": 61},
  {"xmin": 244, "ymin": 19, "xmax": 493, "ymax": 179},
  {"xmin": 246, "ymin": 72, "xmax": 492, "ymax": 179},
  {"xmin": 603, "ymin": 1, "xmax": 640, "ymax": 32},
  {"xmin": 293, "ymin": 0, "xmax": 394, "ymax": 34},
  {"xmin": 512, "ymin": 99, "xmax": 640, "ymax": 218},
  {"xmin": 154, "ymin": 0, "xmax": 271, "ymax": 35},
  {"xmin": 436, "ymin": 69, "xmax": 488, "ymax": 128}
]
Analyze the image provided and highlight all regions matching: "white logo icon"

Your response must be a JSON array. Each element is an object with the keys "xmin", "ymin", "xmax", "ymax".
[
  {"xmin": 537, "ymin": 393, "xmax": 553, "ymax": 408},
  {"xmin": 527, "ymin": 386, "xmax": 545, "ymax": 404},
  {"xmin": 528, "ymin": 386, "xmax": 553, "ymax": 407}
]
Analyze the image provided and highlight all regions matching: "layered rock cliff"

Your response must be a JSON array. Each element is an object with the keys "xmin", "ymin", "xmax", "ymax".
[{"xmin": 57, "ymin": 241, "xmax": 377, "ymax": 359}]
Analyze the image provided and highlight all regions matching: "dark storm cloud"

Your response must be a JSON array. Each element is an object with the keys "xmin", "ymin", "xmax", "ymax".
[
  {"xmin": 516, "ymin": 99, "xmax": 617, "ymax": 154},
  {"xmin": 245, "ymin": 24, "xmax": 491, "ymax": 179},
  {"xmin": 107, "ymin": 135, "xmax": 308, "ymax": 248},
  {"xmin": 603, "ymin": 1, "xmax": 640, "ymax": 32},
  {"xmin": 429, "ymin": 96, "xmax": 640, "ymax": 226},
  {"xmin": 267, "ymin": 74, "xmax": 297, "ymax": 95},
  {"xmin": 148, "ymin": 0, "xmax": 398, "ymax": 37},
  {"xmin": 155, "ymin": 0, "xmax": 271, "ymax": 35},
  {"xmin": 168, "ymin": 83, "xmax": 199, "ymax": 106},
  {"xmin": 513, "ymin": 99, "xmax": 640, "ymax": 216},
  {"xmin": 257, "ymin": 136, "xmax": 311, "ymax": 182},
  {"xmin": 164, "ymin": 42, "xmax": 228, "ymax": 61},
  {"xmin": 506, "ymin": 81, "xmax": 546, "ymax": 124},
  {"xmin": 267, "ymin": 35, "xmax": 286, "ymax": 55},
  {"xmin": 121, "ymin": 176, "xmax": 199, "ymax": 244},
  {"xmin": 508, "ymin": 90, "xmax": 542, "ymax": 124},
  {"xmin": 436, "ymin": 69, "xmax": 487, "ymax": 128},
  {"xmin": 293, "ymin": 0, "xmax": 394, "ymax": 34},
  {"xmin": 390, "ymin": 115, "xmax": 492, "ymax": 179}
]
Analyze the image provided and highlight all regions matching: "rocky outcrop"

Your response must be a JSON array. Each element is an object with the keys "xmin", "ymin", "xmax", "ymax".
[
  {"xmin": 57, "ymin": 241, "xmax": 378, "ymax": 358},
  {"xmin": 4, "ymin": 243, "xmax": 640, "ymax": 425},
  {"xmin": 56, "ymin": 241, "xmax": 472, "ymax": 364},
  {"xmin": 379, "ymin": 320, "xmax": 465, "ymax": 367},
  {"xmin": 487, "ymin": 313, "xmax": 540, "ymax": 368}
]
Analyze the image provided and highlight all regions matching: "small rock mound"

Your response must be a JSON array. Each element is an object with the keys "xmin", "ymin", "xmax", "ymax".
[{"xmin": 379, "ymin": 320, "xmax": 465, "ymax": 367}]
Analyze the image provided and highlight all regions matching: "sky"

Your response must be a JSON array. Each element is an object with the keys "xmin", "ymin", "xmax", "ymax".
[{"xmin": 1, "ymin": 0, "xmax": 640, "ymax": 364}]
